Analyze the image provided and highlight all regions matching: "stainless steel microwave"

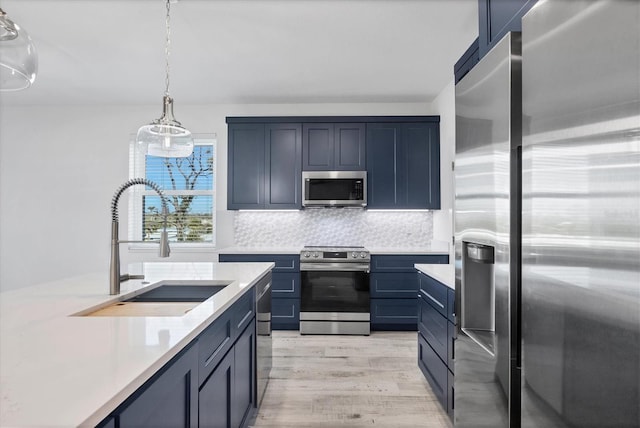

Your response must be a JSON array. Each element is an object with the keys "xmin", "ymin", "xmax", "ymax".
[{"xmin": 302, "ymin": 171, "xmax": 367, "ymax": 207}]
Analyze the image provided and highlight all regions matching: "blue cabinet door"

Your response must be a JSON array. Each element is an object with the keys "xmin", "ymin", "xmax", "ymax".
[
  {"xmin": 303, "ymin": 123, "xmax": 365, "ymax": 171},
  {"xmin": 403, "ymin": 123, "xmax": 440, "ymax": 209},
  {"xmin": 370, "ymin": 272, "xmax": 419, "ymax": 299},
  {"xmin": 366, "ymin": 123, "xmax": 401, "ymax": 208},
  {"xmin": 228, "ymin": 124, "xmax": 265, "ymax": 209},
  {"xmin": 272, "ymin": 298, "xmax": 300, "ymax": 330},
  {"xmin": 303, "ymin": 123, "xmax": 334, "ymax": 170},
  {"xmin": 366, "ymin": 122, "xmax": 440, "ymax": 209},
  {"xmin": 119, "ymin": 345, "xmax": 198, "ymax": 428},
  {"xmin": 370, "ymin": 298, "xmax": 417, "ymax": 330},
  {"xmin": 418, "ymin": 332, "xmax": 448, "ymax": 411},
  {"xmin": 233, "ymin": 319, "xmax": 255, "ymax": 428},
  {"xmin": 334, "ymin": 123, "xmax": 366, "ymax": 170},
  {"xmin": 199, "ymin": 345, "xmax": 233, "ymax": 428},
  {"xmin": 265, "ymin": 123, "xmax": 302, "ymax": 209},
  {"xmin": 418, "ymin": 295, "xmax": 448, "ymax": 362}
]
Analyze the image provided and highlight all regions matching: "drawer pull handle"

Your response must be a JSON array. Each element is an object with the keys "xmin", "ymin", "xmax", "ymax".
[
  {"xmin": 421, "ymin": 290, "xmax": 445, "ymax": 309},
  {"xmin": 237, "ymin": 310, "xmax": 253, "ymax": 329},
  {"xmin": 204, "ymin": 336, "xmax": 230, "ymax": 367}
]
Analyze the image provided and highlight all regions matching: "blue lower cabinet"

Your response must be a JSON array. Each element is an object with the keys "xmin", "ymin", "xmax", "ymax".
[
  {"xmin": 198, "ymin": 319, "xmax": 255, "ymax": 428},
  {"xmin": 119, "ymin": 344, "xmax": 198, "ymax": 428},
  {"xmin": 418, "ymin": 295, "xmax": 448, "ymax": 361},
  {"xmin": 219, "ymin": 254, "xmax": 301, "ymax": 331},
  {"xmin": 272, "ymin": 298, "xmax": 300, "ymax": 330},
  {"xmin": 233, "ymin": 320, "xmax": 256, "ymax": 428},
  {"xmin": 370, "ymin": 272, "xmax": 419, "ymax": 298},
  {"xmin": 272, "ymin": 272, "xmax": 301, "ymax": 298},
  {"xmin": 417, "ymin": 270, "xmax": 455, "ymax": 421},
  {"xmin": 102, "ymin": 283, "xmax": 261, "ymax": 428},
  {"xmin": 199, "ymin": 347, "xmax": 233, "ymax": 428},
  {"xmin": 418, "ymin": 333, "xmax": 448, "ymax": 410},
  {"xmin": 371, "ymin": 298, "xmax": 417, "ymax": 330}
]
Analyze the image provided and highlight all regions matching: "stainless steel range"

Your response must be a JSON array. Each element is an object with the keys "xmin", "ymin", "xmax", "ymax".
[{"xmin": 299, "ymin": 246, "xmax": 371, "ymax": 335}]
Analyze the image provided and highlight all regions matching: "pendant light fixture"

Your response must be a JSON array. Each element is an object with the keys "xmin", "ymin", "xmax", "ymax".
[
  {"xmin": 0, "ymin": 8, "xmax": 37, "ymax": 92},
  {"xmin": 136, "ymin": 0, "xmax": 194, "ymax": 158}
]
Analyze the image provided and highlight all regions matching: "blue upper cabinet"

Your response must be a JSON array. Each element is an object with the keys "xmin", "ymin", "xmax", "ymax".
[
  {"xmin": 227, "ymin": 123, "xmax": 265, "ymax": 209},
  {"xmin": 228, "ymin": 116, "xmax": 439, "ymax": 211},
  {"xmin": 265, "ymin": 124, "xmax": 303, "ymax": 209},
  {"xmin": 366, "ymin": 121, "xmax": 440, "ymax": 209},
  {"xmin": 303, "ymin": 123, "xmax": 365, "ymax": 170},
  {"xmin": 454, "ymin": 38, "xmax": 479, "ymax": 84},
  {"xmin": 456, "ymin": 1, "xmax": 537, "ymax": 82},
  {"xmin": 228, "ymin": 122, "xmax": 302, "ymax": 210},
  {"xmin": 478, "ymin": 0, "xmax": 537, "ymax": 58}
]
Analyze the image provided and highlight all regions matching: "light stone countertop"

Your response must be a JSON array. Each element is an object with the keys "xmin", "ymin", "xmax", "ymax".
[
  {"xmin": 415, "ymin": 263, "xmax": 455, "ymax": 290},
  {"xmin": 0, "ymin": 261, "xmax": 273, "ymax": 427},
  {"xmin": 218, "ymin": 246, "xmax": 302, "ymax": 255}
]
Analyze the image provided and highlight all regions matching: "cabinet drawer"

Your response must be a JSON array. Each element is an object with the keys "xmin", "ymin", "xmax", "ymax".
[
  {"xmin": 418, "ymin": 332, "xmax": 447, "ymax": 410},
  {"xmin": 418, "ymin": 295, "xmax": 448, "ymax": 362},
  {"xmin": 419, "ymin": 273, "xmax": 448, "ymax": 317},
  {"xmin": 219, "ymin": 254, "xmax": 300, "ymax": 272},
  {"xmin": 371, "ymin": 255, "xmax": 448, "ymax": 272},
  {"xmin": 272, "ymin": 272, "xmax": 301, "ymax": 298},
  {"xmin": 272, "ymin": 298, "xmax": 300, "ymax": 330},
  {"xmin": 371, "ymin": 298, "xmax": 417, "ymax": 328},
  {"xmin": 232, "ymin": 290, "xmax": 255, "ymax": 335},
  {"xmin": 370, "ymin": 272, "xmax": 418, "ymax": 298},
  {"xmin": 198, "ymin": 311, "xmax": 233, "ymax": 385}
]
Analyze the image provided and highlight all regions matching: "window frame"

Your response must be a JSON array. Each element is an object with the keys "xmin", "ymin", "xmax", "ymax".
[{"xmin": 128, "ymin": 133, "xmax": 217, "ymax": 252}]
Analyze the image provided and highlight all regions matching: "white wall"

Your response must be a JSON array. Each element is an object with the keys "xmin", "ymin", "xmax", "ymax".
[
  {"xmin": 431, "ymin": 79, "xmax": 456, "ymax": 262},
  {"xmin": 0, "ymin": 101, "xmax": 435, "ymax": 291}
]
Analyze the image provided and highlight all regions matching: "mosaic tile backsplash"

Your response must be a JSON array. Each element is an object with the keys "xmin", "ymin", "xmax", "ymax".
[{"xmin": 234, "ymin": 210, "xmax": 433, "ymax": 247}]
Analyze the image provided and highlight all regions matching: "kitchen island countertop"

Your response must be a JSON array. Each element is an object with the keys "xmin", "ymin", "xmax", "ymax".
[{"xmin": 0, "ymin": 261, "xmax": 273, "ymax": 427}]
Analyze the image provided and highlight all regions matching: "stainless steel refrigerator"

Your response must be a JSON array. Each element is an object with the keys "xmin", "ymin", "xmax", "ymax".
[
  {"xmin": 454, "ymin": 30, "xmax": 522, "ymax": 428},
  {"xmin": 520, "ymin": 1, "xmax": 639, "ymax": 427},
  {"xmin": 454, "ymin": 1, "xmax": 640, "ymax": 427}
]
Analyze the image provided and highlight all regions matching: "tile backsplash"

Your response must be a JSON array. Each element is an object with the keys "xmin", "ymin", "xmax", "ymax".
[{"xmin": 234, "ymin": 209, "xmax": 433, "ymax": 247}]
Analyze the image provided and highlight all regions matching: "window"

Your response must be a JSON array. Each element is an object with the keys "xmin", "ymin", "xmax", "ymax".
[{"xmin": 129, "ymin": 134, "xmax": 216, "ymax": 249}]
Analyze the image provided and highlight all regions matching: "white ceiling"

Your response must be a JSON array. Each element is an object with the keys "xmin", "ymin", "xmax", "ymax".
[{"xmin": 1, "ymin": 0, "xmax": 478, "ymax": 106}]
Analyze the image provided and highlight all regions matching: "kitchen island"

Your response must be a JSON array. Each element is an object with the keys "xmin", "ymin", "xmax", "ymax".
[{"xmin": 0, "ymin": 262, "xmax": 273, "ymax": 427}]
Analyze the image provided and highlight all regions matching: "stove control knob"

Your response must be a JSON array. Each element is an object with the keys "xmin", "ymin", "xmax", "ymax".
[
  {"xmin": 352, "ymin": 252, "xmax": 357, "ymax": 258},
  {"xmin": 313, "ymin": 253, "xmax": 319, "ymax": 258},
  {"xmin": 360, "ymin": 253, "xmax": 366, "ymax": 258},
  {"xmin": 304, "ymin": 252, "xmax": 310, "ymax": 258}
]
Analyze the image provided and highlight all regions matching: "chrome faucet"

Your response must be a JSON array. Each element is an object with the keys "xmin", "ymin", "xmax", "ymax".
[{"xmin": 110, "ymin": 178, "xmax": 170, "ymax": 295}]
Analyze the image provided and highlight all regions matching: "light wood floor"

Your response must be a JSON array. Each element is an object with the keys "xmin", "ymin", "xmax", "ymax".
[{"xmin": 252, "ymin": 331, "xmax": 452, "ymax": 428}]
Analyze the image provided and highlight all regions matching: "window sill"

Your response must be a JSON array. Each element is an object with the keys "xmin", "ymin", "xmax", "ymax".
[{"xmin": 128, "ymin": 244, "xmax": 217, "ymax": 253}]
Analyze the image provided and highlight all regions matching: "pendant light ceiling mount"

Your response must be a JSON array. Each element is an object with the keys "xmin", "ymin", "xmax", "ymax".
[{"xmin": 136, "ymin": 0, "xmax": 194, "ymax": 158}]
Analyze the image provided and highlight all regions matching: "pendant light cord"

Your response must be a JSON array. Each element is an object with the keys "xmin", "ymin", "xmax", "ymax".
[{"xmin": 164, "ymin": 0, "xmax": 171, "ymax": 97}]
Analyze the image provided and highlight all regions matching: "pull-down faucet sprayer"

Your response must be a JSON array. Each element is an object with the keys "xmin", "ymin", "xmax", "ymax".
[{"xmin": 109, "ymin": 178, "xmax": 170, "ymax": 295}]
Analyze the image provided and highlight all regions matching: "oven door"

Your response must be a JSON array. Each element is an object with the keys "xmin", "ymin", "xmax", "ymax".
[{"xmin": 300, "ymin": 269, "xmax": 370, "ymax": 314}]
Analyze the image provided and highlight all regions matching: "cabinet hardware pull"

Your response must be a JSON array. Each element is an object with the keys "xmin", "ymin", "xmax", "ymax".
[{"xmin": 421, "ymin": 289, "xmax": 445, "ymax": 309}]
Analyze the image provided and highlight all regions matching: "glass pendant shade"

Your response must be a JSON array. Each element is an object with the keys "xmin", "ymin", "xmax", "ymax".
[
  {"xmin": 136, "ymin": 96, "xmax": 194, "ymax": 158},
  {"xmin": 0, "ymin": 9, "xmax": 37, "ymax": 91}
]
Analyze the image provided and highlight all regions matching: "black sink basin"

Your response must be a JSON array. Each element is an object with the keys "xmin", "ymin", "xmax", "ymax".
[{"xmin": 124, "ymin": 285, "xmax": 227, "ymax": 303}]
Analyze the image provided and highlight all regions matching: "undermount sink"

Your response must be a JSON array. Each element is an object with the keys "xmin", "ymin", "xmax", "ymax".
[
  {"xmin": 124, "ymin": 285, "xmax": 227, "ymax": 303},
  {"xmin": 76, "ymin": 283, "xmax": 230, "ymax": 317}
]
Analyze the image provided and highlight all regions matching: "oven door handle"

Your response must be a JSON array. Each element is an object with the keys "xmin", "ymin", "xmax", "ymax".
[{"xmin": 300, "ymin": 262, "xmax": 370, "ymax": 272}]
